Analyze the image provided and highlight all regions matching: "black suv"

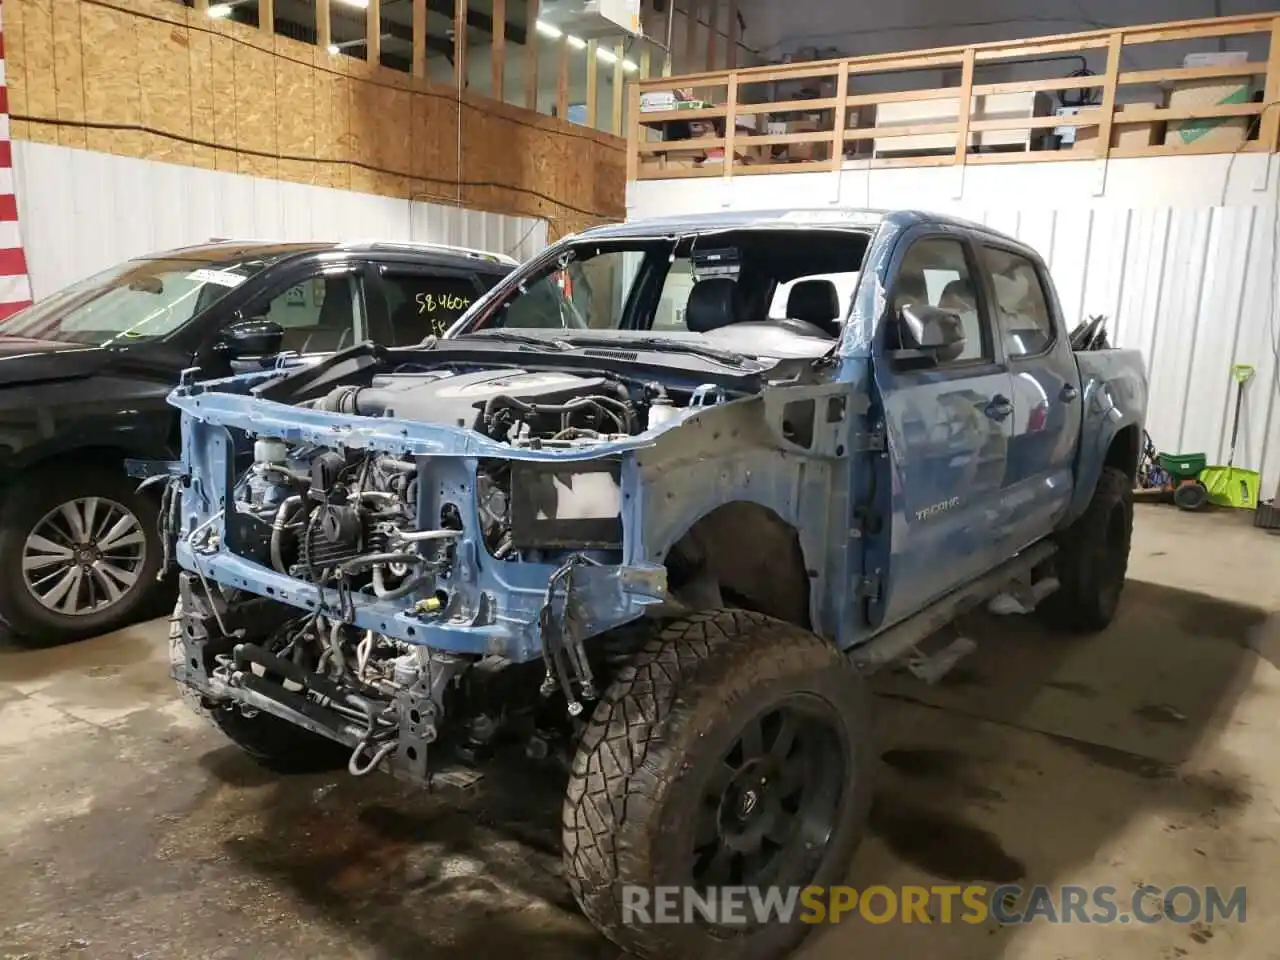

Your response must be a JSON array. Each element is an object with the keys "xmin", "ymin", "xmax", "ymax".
[{"xmin": 0, "ymin": 239, "xmax": 516, "ymax": 645}]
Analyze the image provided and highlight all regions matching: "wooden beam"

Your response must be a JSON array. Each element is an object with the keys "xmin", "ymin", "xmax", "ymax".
[
  {"xmin": 366, "ymin": 0, "xmax": 380, "ymax": 65},
  {"xmin": 640, "ymin": 44, "xmax": 651, "ymax": 79},
  {"xmin": 557, "ymin": 37, "xmax": 569, "ymax": 118},
  {"xmin": 315, "ymin": 0, "xmax": 329, "ymax": 48},
  {"xmin": 612, "ymin": 43, "xmax": 625, "ymax": 135},
  {"xmin": 727, "ymin": 0, "xmax": 738, "ymax": 68},
  {"xmin": 412, "ymin": 0, "xmax": 426, "ymax": 77},
  {"xmin": 260, "ymin": 0, "xmax": 273, "ymax": 34},
  {"xmin": 1091, "ymin": 32, "xmax": 1123, "ymax": 157},
  {"xmin": 586, "ymin": 41, "xmax": 599, "ymax": 127},
  {"xmin": 705, "ymin": 0, "xmax": 717, "ymax": 71},
  {"xmin": 626, "ymin": 80, "xmax": 641, "ymax": 181},
  {"xmin": 683, "ymin": 0, "xmax": 698, "ymax": 73},
  {"xmin": 525, "ymin": 0, "xmax": 540, "ymax": 110},
  {"xmin": 952, "ymin": 47, "xmax": 974, "ymax": 164},
  {"xmin": 193, "ymin": 0, "xmax": 208, "ymax": 11},
  {"xmin": 830, "ymin": 60, "xmax": 847, "ymax": 171},
  {"xmin": 454, "ymin": 0, "xmax": 467, "ymax": 89},
  {"xmin": 723, "ymin": 73, "xmax": 738, "ymax": 180},
  {"xmin": 1261, "ymin": 16, "xmax": 1280, "ymax": 151},
  {"xmin": 492, "ymin": 0, "xmax": 506, "ymax": 97}
]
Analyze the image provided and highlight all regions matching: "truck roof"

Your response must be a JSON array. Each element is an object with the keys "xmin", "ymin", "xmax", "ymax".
[{"xmin": 577, "ymin": 208, "xmax": 1012, "ymax": 244}]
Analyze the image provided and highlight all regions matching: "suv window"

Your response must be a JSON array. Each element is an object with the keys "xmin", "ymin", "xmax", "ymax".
[
  {"xmin": 892, "ymin": 237, "xmax": 989, "ymax": 363},
  {"xmin": 381, "ymin": 271, "xmax": 481, "ymax": 342},
  {"xmin": 981, "ymin": 246, "xmax": 1054, "ymax": 358},
  {"xmin": 259, "ymin": 273, "xmax": 363, "ymax": 354}
]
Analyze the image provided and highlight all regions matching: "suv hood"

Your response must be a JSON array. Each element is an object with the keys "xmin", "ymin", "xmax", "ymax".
[{"xmin": 0, "ymin": 336, "xmax": 111, "ymax": 386}]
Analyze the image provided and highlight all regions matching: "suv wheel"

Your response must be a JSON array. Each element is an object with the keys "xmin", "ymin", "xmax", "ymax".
[
  {"xmin": 0, "ymin": 465, "xmax": 162, "ymax": 646},
  {"xmin": 563, "ymin": 609, "xmax": 873, "ymax": 960}
]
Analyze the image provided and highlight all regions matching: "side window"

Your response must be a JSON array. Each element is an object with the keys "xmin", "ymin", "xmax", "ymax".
[
  {"xmin": 981, "ymin": 246, "xmax": 1055, "ymax": 358},
  {"xmin": 381, "ymin": 272, "xmax": 480, "ymax": 343},
  {"xmin": 891, "ymin": 237, "xmax": 989, "ymax": 363},
  {"xmin": 255, "ymin": 273, "xmax": 362, "ymax": 354}
]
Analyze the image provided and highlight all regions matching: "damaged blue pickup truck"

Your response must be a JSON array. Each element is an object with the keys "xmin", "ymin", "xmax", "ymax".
[{"xmin": 155, "ymin": 209, "xmax": 1146, "ymax": 959}]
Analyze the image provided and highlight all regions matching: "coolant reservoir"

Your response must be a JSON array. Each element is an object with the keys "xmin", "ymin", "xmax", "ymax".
[
  {"xmin": 254, "ymin": 437, "xmax": 288, "ymax": 465},
  {"xmin": 646, "ymin": 397, "xmax": 679, "ymax": 431}
]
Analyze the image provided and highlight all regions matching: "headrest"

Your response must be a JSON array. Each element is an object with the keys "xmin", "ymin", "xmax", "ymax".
[
  {"xmin": 893, "ymin": 273, "xmax": 929, "ymax": 310},
  {"xmin": 686, "ymin": 278, "xmax": 741, "ymax": 333},
  {"xmin": 940, "ymin": 278, "xmax": 975, "ymax": 306},
  {"xmin": 787, "ymin": 279, "xmax": 841, "ymax": 325}
]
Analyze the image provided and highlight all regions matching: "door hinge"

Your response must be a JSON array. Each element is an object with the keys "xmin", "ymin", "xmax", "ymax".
[{"xmin": 851, "ymin": 421, "xmax": 886, "ymax": 453}]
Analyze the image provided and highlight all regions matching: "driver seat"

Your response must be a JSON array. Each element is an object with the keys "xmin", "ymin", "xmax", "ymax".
[
  {"xmin": 685, "ymin": 278, "xmax": 742, "ymax": 333},
  {"xmin": 786, "ymin": 279, "xmax": 842, "ymax": 337}
]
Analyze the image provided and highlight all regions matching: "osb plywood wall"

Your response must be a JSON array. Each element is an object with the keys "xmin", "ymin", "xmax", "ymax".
[{"xmin": 2, "ymin": 0, "xmax": 625, "ymax": 238}]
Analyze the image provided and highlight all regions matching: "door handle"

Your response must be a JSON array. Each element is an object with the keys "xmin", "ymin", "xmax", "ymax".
[
  {"xmin": 983, "ymin": 395, "xmax": 1014, "ymax": 421},
  {"xmin": 1060, "ymin": 383, "xmax": 1079, "ymax": 402}
]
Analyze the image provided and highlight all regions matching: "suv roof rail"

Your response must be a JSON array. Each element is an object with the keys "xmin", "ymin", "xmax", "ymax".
[{"xmin": 337, "ymin": 238, "xmax": 520, "ymax": 265}]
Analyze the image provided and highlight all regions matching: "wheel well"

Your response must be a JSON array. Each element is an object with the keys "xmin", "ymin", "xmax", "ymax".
[
  {"xmin": 664, "ymin": 501, "xmax": 811, "ymax": 629},
  {"xmin": 1104, "ymin": 425, "xmax": 1141, "ymax": 481},
  {"xmin": 0, "ymin": 446, "xmax": 151, "ymax": 502}
]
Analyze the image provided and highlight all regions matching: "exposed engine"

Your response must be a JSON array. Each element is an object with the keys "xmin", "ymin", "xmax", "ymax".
[{"xmin": 308, "ymin": 368, "xmax": 643, "ymax": 446}]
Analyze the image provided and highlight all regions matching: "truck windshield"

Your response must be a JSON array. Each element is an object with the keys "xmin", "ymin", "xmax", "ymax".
[
  {"xmin": 0, "ymin": 256, "xmax": 274, "ymax": 347},
  {"xmin": 466, "ymin": 230, "xmax": 869, "ymax": 345}
]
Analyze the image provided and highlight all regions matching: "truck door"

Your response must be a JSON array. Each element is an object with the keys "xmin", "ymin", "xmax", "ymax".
[
  {"xmin": 977, "ymin": 243, "xmax": 1082, "ymax": 543},
  {"xmin": 869, "ymin": 229, "xmax": 1015, "ymax": 627}
]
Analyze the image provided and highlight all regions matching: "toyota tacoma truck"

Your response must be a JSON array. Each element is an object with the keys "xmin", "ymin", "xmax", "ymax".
[{"xmin": 153, "ymin": 210, "xmax": 1147, "ymax": 960}]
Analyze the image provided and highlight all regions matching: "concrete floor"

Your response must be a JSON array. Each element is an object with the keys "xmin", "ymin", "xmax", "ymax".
[{"xmin": 1, "ymin": 505, "xmax": 1278, "ymax": 960}]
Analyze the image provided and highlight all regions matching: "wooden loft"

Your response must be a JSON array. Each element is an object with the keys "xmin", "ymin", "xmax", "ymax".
[{"xmin": 625, "ymin": 12, "xmax": 1280, "ymax": 181}]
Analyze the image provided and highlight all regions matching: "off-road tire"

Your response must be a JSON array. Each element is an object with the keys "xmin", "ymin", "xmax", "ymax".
[
  {"xmin": 1041, "ymin": 466, "xmax": 1133, "ymax": 631},
  {"xmin": 0, "ymin": 464, "xmax": 162, "ymax": 647},
  {"xmin": 171, "ymin": 597, "xmax": 347, "ymax": 774},
  {"xmin": 562, "ymin": 609, "xmax": 873, "ymax": 960}
]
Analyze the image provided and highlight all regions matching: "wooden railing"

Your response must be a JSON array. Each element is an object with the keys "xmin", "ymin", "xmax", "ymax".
[{"xmin": 625, "ymin": 13, "xmax": 1280, "ymax": 181}]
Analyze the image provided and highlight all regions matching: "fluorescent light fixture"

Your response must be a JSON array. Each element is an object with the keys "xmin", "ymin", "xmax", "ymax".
[
  {"xmin": 623, "ymin": 59, "xmax": 639, "ymax": 73},
  {"xmin": 535, "ymin": 19, "xmax": 562, "ymax": 38},
  {"xmin": 595, "ymin": 46, "xmax": 617, "ymax": 64},
  {"xmin": 337, "ymin": 0, "xmax": 369, "ymax": 7},
  {"xmin": 567, "ymin": 34, "xmax": 587, "ymax": 49},
  {"xmin": 326, "ymin": 43, "xmax": 341, "ymax": 55},
  {"xmin": 206, "ymin": 3, "xmax": 234, "ymax": 18}
]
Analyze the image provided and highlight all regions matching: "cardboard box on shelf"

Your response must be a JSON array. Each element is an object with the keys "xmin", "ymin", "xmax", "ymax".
[
  {"xmin": 1073, "ymin": 101, "xmax": 1163, "ymax": 150},
  {"xmin": 1163, "ymin": 77, "xmax": 1252, "ymax": 150}
]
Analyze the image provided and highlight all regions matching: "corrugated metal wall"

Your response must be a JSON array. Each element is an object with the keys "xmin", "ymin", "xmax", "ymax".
[
  {"xmin": 11, "ymin": 140, "xmax": 548, "ymax": 301},
  {"xmin": 630, "ymin": 154, "xmax": 1280, "ymax": 498}
]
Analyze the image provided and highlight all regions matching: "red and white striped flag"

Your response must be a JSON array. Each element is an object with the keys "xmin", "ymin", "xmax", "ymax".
[{"xmin": 0, "ymin": 2, "xmax": 33, "ymax": 322}]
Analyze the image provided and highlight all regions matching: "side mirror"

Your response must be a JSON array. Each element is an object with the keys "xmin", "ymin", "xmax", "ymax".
[
  {"xmin": 218, "ymin": 316, "xmax": 284, "ymax": 358},
  {"xmin": 895, "ymin": 303, "xmax": 966, "ymax": 363}
]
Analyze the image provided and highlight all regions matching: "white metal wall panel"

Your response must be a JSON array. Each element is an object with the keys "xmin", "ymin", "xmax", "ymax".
[
  {"xmin": 630, "ymin": 153, "xmax": 1280, "ymax": 496},
  {"xmin": 10, "ymin": 140, "xmax": 548, "ymax": 302}
]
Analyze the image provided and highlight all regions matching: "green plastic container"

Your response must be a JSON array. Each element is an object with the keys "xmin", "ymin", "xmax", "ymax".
[{"xmin": 1156, "ymin": 452, "xmax": 1207, "ymax": 482}]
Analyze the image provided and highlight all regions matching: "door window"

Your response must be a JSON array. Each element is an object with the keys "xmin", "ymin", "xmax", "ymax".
[
  {"xmin": 891, "ymin": 237, "xmax": 990, "ymax": 363},
  {"xmin": 256, "ymin": 273, "xmax": 362, "ymax": 354},
  {"xmin": 981, "ymin": 247, "xmax": 1055, "ymax": 358},
  {"xmin": 381, "ymin": 272, "xmax": 481, "ymax": 343}
]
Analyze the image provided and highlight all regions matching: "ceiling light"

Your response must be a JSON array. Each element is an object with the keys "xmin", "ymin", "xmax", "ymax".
[
  {"xmin": 337, "ymin": 0, "xmax": 369, "ymax": 7},
  {"xmin": 326, "ymin": 43, "xmax": 341, "ymax": 55},
  {"xmin": 535, "ymin": 19, "xmax": 562, "ymax": 38},
  {"xmin": 623, "ymin": 60, "xmax": 639, "ymax": 73},
  {"xmin": 567, "ymin": 34, "xmax": 586, "ymax": 50},
  {"xmin": 595, "ymin": 46, "xmax": 617, "ymax": 64},
  {"xmin": 206, "ymin": 3, "xmax": 234, "ymax": 18}
]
